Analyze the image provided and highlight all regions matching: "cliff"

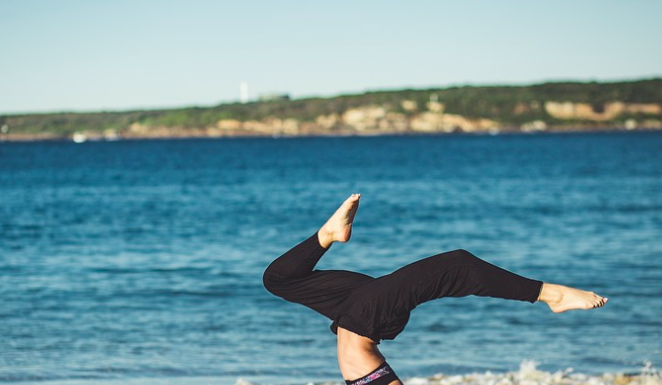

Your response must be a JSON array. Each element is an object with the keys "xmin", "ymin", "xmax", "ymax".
[{"xmin": 1, "ymin": 78, "xmax": 661, "ymax": 141}]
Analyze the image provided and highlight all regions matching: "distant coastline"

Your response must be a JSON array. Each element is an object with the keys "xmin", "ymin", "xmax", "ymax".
[
  {"xmin": 2, "ymin": 78, "xmax": 661, "ymax": 142},
  {"xmin": 3, "ymin": 126, "xmax": 662, "ymax": 144}
]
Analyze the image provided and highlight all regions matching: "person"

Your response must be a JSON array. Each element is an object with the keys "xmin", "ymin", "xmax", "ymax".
[{"xmin": 263, "ymin": 194, "xmax": 608, "ymax": 385}]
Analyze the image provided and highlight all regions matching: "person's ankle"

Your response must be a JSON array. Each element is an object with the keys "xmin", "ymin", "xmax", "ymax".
[
  {"xmin": 538, "ymin": 283, "xmax": 562, "ymax": 304},
  {"xmin": 317, "ymin": 230, "xmax": 332, "ymax": 249}
]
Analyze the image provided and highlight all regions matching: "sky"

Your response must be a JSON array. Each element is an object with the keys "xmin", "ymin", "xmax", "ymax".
[{"xmin": 1, "ymin": 0, "xmax": 661, "ymax": 114}]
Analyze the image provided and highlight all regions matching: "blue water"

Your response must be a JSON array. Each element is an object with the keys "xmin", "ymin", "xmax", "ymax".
[{"xmin": 1, "ymin": 132, "xmax": 661, "ymax": 384}]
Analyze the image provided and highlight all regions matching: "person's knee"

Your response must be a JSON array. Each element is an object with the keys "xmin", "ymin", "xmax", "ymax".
[
  {"xmin": 450, "ymin": 248, "xmax": 479, "ymax": 263},
  {"xmin": 453, "ymin": 248, "xmax": 474, "ymax": 257},
  {"xmin": 262, "ymin": 268, "xmax": 287, "ymax": 297},
  {"xmin": 262, "ymin": 271, "xmax": 279, "ymax": 294}
]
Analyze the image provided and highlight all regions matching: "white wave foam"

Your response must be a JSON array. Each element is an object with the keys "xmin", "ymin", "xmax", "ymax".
[
  {"xmin": 420, "ymin": 361, "xmax": 662, "ymax": 385},
  {"xmin": 236, "ymin": 378, "xmax": 260, "ymax": 385},
  {"xmin": 239, "ymin": 361, "xmax": 661, "ymax": 385}
]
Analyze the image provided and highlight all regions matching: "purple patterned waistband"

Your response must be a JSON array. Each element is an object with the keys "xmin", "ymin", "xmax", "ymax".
[{"xmin": 345, "ymin": 362, "xmax": 399, "ymax": 385}]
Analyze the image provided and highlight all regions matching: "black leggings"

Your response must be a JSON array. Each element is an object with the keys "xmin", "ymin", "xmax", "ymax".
[{"xmin": 263, "ymin": 233, "xmax": 543, "ymax": 342}]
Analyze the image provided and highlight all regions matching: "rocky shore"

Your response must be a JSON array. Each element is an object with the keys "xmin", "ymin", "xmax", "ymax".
[{"xmin": 2, "ymin": 79, "xmax": 661, "ymax": 142}]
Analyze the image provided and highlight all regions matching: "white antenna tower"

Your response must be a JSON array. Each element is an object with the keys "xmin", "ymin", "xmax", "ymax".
[{"xmin": 240, "ymin": 82, "xmax": 249, "ymax": 103}]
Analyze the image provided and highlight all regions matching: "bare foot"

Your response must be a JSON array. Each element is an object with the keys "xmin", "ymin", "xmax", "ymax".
[
  {"xmin": 539, "ymin": 283, "xmax": 608, "ymax": 313},
  {"xmin": 317, "ymin": 194, "xmax": 361, "ymax": 248}
]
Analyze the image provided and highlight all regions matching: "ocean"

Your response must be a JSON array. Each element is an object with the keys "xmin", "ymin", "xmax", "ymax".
[{"xmin": 1, "ymin": 132, "xmax": 661, "ymax": 385}]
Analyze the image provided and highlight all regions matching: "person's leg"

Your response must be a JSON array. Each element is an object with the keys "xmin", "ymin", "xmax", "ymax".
[
  {"xmin": 263, "ymin": 194, "xmax": 371, "ymax": 320},
  {"xmin": 263, "ymin": 194, "xmax": 361, "ymax": 281},
  {"xmin": 363, "ymin": 248, "xmax": 607, "ymax": 317},
  {"xmin": 263, "ymin": 232, "xmax": 330, "ymax": 283}
]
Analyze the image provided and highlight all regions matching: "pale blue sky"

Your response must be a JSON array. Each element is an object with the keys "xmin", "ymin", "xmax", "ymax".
[{"xmin": 1, "ymin": 0, "xmax": 661, "ymax": 114}]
